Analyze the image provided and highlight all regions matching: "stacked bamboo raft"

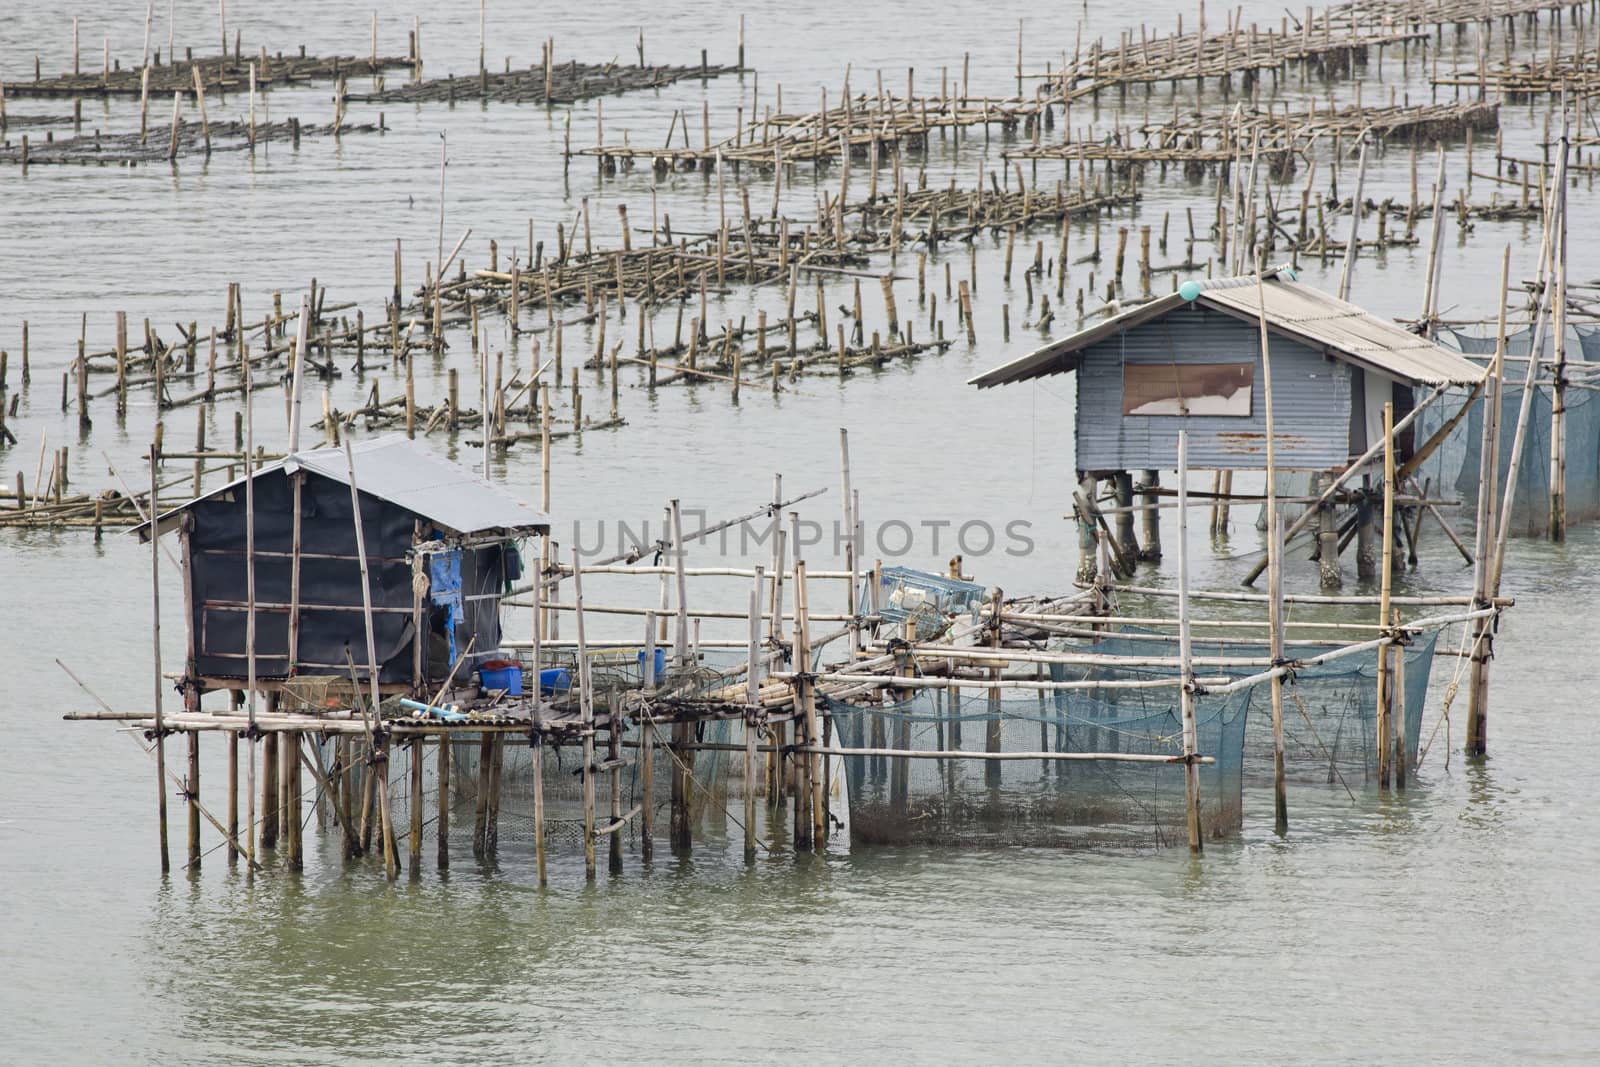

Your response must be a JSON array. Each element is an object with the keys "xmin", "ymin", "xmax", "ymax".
[
  {"xmin": 1004, "ymin": 100, "xmax": 1499, "ymax": 169},
  {"xmin": 0, "ymin": 116, "xmax": 382, "ymax": 166},
  {"xmin": 574, "ymin": 91, "xmax": 1055, "ymax": 174},
  {"xmin": 3, "ymin": 46, "xmax": 408, "ymax": 99},
  {"xmin": 349, "ymin": 55, "xmax": 740, "ymax": 106}
]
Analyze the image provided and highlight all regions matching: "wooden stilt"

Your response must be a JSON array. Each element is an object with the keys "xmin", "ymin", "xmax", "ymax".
[
  {"xmin": 473, "ymin": 732, "xmax": 492, "ymax": 856},
  {"xmin": 375, "ymin": 735, "xmax": 398, "ymax": 877},
  {"xmin": 487, "ymin": 735, "xmax": 504, "ymax": 855},
  {"xmin": 1139, "ymin": 469, "xmax": 1162, "ymax": 561},
  {"xmin": 286, "ymin": 732, "xmax": 304, "ymax": 871},
  {"xmin": 409, "ymin": 738, "xmax": 423, "ymax": 874},
  {"xmin": 227, "ymin": 728, "xmax": 239, "ymax": 865},
  {"xmin": 532, "ymin": 728, "xmax": 547, "ymax": 887},
  {"xmin": 1393, "ymin": 608, "xmax": 1408, "ymax": 791},
  {"xmin": 261, "ymin": 732, "xmax": 279, "ymax": 848},
  {"xmin": 186, "ymin": 731, "xmax": 201, "ymax": 868},
  {"xmin": 436, "ymin": 730, "xmax": 450, "ymax": 869},
  {"xmin": 1317, "ymin": 472, "xmax": 1341, "ymax": 589}
]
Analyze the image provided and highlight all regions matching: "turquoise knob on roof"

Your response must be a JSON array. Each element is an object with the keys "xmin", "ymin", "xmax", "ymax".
[{"xmin": 1178, "ymin": 280, "xmax": 1203, "ymax": 302}]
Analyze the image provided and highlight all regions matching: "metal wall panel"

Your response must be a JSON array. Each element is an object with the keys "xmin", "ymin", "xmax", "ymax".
[{"xmin": 1075, "ymin": 304, "xmax": 1352, "ymax": 472}]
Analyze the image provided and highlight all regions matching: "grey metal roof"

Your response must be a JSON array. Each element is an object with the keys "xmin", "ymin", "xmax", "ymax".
[
  {"xmin": 138, "ymin": 434, "xmax": 550, "ymax": 539},
  {"xmin": 968, "ymin": 273, "xmax": 1486, "ymax": 389}
]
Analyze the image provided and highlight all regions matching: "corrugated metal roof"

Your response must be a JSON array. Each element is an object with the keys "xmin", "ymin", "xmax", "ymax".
[
  {"xmin": 138, "ymin": 435, "xmax": 550, "ymax": 539},
  {"xmin": 1199, "ymin": 279, "xmax": 1484, "ymax": 385},
  {"xmin": 967, "ymin": 293, "xmax": 1186, "ymax": 387},
  {"xmin": 968, "ymin": 274, "xmax": 1485, "ymax": 389}
]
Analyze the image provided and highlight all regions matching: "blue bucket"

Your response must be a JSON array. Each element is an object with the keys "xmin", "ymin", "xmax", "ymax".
[
  {"xmin": 637, "ymin": 647, "xmax": 667, "ymax": 679},
  {"xmin": 539, "ymin": 668, "xmax": 572, "ymax": 696},
  {"xmin": 480, "ymin": 664, "xmax": 524, "ymax": 696}
]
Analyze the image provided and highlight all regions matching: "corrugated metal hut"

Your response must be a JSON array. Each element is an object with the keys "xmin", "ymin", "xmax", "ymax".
[
  {"xmin": 968, "ymin": 271, "xmax": 1485, "ymax": 581},
  {"xmin": 969, "ymin": 270, "xmax": 1483, "ymax": 472},
  {"xmin": 136, "ymin": 435, "xmax": 549, "ymax": 703}
]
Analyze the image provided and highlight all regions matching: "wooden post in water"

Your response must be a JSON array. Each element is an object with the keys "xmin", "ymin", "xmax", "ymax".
[
  {"xmin": 985, "ymin": 587, "xmax": 1003, "ymax": 788},
  {"xmin": 529, "ymin": 540, "xmax": 544, "ymax": 882},
  {"xmin": 744, "ymin": 567, "xmax": 764, "ymax": 864},
  {"xmin": 640, "ymin": 610, "xmax": 657, "ymax": 862},
  {"xmin": 1140, "ymin": 470, "xmax": 1162, "ymax": 561},
  {"xmin": 794, "ymin": 559, "xmax": 825, "ymax": 847},
  {"xmin": 227, "ymin": 717, "xmax": 239, "ymax": 865},
  {"xmin": 1549, "ymin": 128, "xmax": 1570, "ymax": 541},
  {"xmin": 150, "ymin": 445, "xmax": 170, "ymax": 872},
  {"xmin": 473, "ymin": 732, "xmax": 492, "ymax": 856},
  {"xmin": 408, "ymin": 737, "xmax": 423, "ymax": 875},
  {"xmin": 1466, "ymin": 249, "xmax": 1510, "ymax": 758},
  {"xmin": 1176, "ymin": 431, "xmax": 1203, "ymax": 853},
  {"xmin": 669, "ymin": 501, "xmax": 693, "ymax": 853},
  {"xmin": 573, "ymin": 546, "xmax": 597, "ymax": 881},
  {"xmin": 1377, "ymin": 402, "xmax": 1396, "ymax": 789},
  {"xmin": 242, "ymin": 359, "xmax": 259, "ymax": 870},
  {"xmin": 286, "ymin": 731, "xmax": 303, "ymax": 870},
  {"xmin": 1393, "ymin": 606, "xmax": 1408, "ymax": 791},
  {"xmin": 1254, "ymin": 263, "xmax": 1288, "ymax": 834}
]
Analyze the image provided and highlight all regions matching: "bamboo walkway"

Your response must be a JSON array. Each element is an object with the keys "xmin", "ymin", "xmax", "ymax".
[
  {"xmin": 2, "ymin": 48, "xmax": 408, "ymax": 99},
  {"xmin": 348, "ymin": 55, "xmax": 741, "ymax": 106},
  {"xmin": 1005, "ymin": 100, "xmax": 1498, "ymax": 169}
]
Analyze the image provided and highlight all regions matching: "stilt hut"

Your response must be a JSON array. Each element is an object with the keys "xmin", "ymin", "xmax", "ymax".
[
  {"xmin": 967, "ymin": 270, "xmax": 1485, "ymax": 583},
  {"xmin": 135, "ymin": 435, "xmax": 550, "ymax": 707}
]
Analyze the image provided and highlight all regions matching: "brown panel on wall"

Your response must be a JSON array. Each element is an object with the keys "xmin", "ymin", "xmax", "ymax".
[{"xmin": 1122, "ymin": 362, "xmax": 1254, "ymax": 417}]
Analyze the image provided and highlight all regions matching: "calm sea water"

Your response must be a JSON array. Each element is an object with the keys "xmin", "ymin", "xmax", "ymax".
[{"xmin": 2, "ymin": 1, "xmax": 1597, "ymax": 1062}]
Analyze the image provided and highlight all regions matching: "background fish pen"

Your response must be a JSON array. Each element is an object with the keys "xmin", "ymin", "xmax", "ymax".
[{"xmin": 1408, "ymin": 324, "xmax": 1600, "ymax": 535}]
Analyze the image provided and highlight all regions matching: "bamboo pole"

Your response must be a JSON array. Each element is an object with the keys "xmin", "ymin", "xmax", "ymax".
[
  {"xmin": 640, "ymin": 611, "xmax": 656, "ymax": 862},
  {"xmin": 1255, "ymin": 258, "xmax": 1287, "ymax": 835},
  {"xmin": 150, "ymin": 445, "xmax": 170, "ymax": 872},
  {"xmin": 1177, "ymin": 431, "xmax": 1202, "ymax": 853},
  {"xmin": 744, "ymin": 566, "xmax": 763, "ymax": 863},
  {"xmin": 243, "ymin": 357, "xmax": 257, "ymax": 870},
  {"xmin": 344, "ymin": 437, "xmax": 398, "ymax": 878},
  {"xmin": 1465, "ymin": 246, "xmax": 1508, "ymax": 759},
  {"xmin": 795, "ymin": 559, "xmax": 825, "ymax": 847},
  {"xmin": 1377, "ymin": 402, "xmax": 1396, "ymax": 788},
  {"xmin": 573, "ymin": 546, "xmax": 597, "ymax": 881},
  {"xmin": 1420, "ymin": 146, "xmax": 1447, "ymax": 326},
  {"xmin": 1549, "ymin": 124, "xmax": 1570, "ymax": 540}
]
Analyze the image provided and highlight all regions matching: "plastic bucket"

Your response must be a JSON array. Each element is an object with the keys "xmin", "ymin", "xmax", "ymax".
[{"xmin": 480, "ymin": 664, "xmax": 524, "ymax": 696}]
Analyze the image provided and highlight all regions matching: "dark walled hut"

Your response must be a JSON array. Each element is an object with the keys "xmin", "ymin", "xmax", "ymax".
[
  {"xmin": 968, "ymin": 271, "xmax": 1485, "ymax": 584},
  {"xmin": 136, "ymin": 435, "xmax": 550, "ymax": 706}
]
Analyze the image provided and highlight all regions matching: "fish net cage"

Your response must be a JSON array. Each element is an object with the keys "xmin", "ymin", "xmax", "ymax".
[
  {"xmin": 825, "ymin": 681, "xmax": 1248, "ymax": 849},
  {"xmin": 865, "ymin": 566, "xmax": 987, "ymax": 641},
  {"xmin": 377, "ymin": 717, "xmax": 746, "ymax": 851},
  {"xmin": 826, "ymin": 625, "xmax": 1440, "ymax": 849},
  {"xmin": 385, "ymin": 646, "xmax": 762, "ymax": 849},
  {"xmin": 1083, "ymin": 629, "xmax": 1438, "ymax": 789},
  {"xmin": 1410, "ymin": 325, "xmax": 1600, "ymax": 537}
]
